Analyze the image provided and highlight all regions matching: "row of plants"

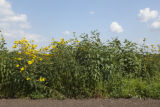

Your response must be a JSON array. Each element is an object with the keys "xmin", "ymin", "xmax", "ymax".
[{"xmin": 0, "ymin": 31, "xmax": 160, "ymax": 99}]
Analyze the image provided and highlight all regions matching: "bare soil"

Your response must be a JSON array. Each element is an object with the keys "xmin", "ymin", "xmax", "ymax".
[{"xmin": 0, "ymin": 98, "xmax": 160, "ymax": 107}]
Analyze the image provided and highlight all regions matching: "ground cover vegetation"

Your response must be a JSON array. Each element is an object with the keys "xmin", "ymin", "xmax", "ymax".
[{"xmin": 0, "ymin": 31, "xmax": 160, "ymax": 99}]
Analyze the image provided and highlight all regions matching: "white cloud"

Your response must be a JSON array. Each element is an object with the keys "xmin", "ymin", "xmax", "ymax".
[
  {"xmin": 2, "ymin": 14, "xmax": 27, "ymax": 22},
  {"xmin": 151, "ymin": 20, "xmax": 160, "ymax": 30},
  {"xmin": 0, "ymin": 0, "xmax": 42, "ymax": 43},
  {"xmin": 138, "ymin": 8, "xmax": 158, "ymax": 22},
  {"xmin": 63, "ymin": 30, "xmax": 70, "ymax": 36},
  {"xmin": 89, "ymin": 11, "xmax": 95, "ymax": 15},
  {"xmin": 110, "ymin": 22, "xmax": 123, "ymax": 33},
  {"xmin": 0, "ymin": 0, "xmax": 13, "ymax": 16},
  {"xmin": 2, "ymin": 30, "xmax": 41, "ymax": 42}
]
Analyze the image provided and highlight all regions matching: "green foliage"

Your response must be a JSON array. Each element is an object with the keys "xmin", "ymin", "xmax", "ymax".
[{"xmin": 0, "ymin": 31, "xmax": 160, "ymax": 99}]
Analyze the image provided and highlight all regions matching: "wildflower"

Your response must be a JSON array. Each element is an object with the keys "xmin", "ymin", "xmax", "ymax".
[
  {"xmin": 28, "ymin": 49, "xmax": 33, "ymax": 53},
  {"xmin": 52, "ymin": 45, "xmax": 56, "ymax": 48},
  {"xmin": 12, "ymin": 45, "xmax": 17, "ymax": 48},
  {"xmin": 18, "ymin": 58, "xmax": 22, "ymax": 61},
  {"xmin": 28, "ymin": 60, "xmax": 33, "ymax": 65},
  {"xmin": 32, "ymin": 44, "xmax": 37, "ymax": 49},
  {"xmin": 31, "ymin": 59, "xmax": 34, "ymax": 62},
  {"xmin": 16, "ymin": 64, "xmax": 19, "ymax": 68},
  {"xmin": 25, "ymin": 52, "xmax": 29, "ymax": 55},
  {"xmin": 44, "ymin": 46, "xmax": 49, "ymax": 50},
  {"xmin": 14, "ymin": 41, "xmax": 19, "ymax": 44},
  {"xmin": 32, "ymin": 55, "xmax": 36, "ymax": 59},
  {"xmin": 40, "ymin": 77, "xmax": 45, "ymax": 82},
  {"xmin": 34, "ymin": 49, "xmax": 38, "ymax": 53},
  {"xmin": 60, "ymin": 38, "xmax": 65, "ymax": 44},
  {"xmin": 18, "ymin": 52, "xmax": 21, "ymax": 55},
  {"xmin": 24, "ymin": 39, "xmax": 28, "ymax": 42},
  {"xmin": 26, "ymin": 77, "xmax": 30, "ymax": 80},
  {"xmin": 27, "ymin": 42, "xmax": 31, "ymax": 47},
  {"xmin": 39, "ymin": 58, "xmax": 43, "ymax": 61},
  {"xmin": 20, "ymin": 67, "xmax": 24, "ymax": 72},
  {"xmin": 17, "ymin": 40, "xmax": 22, "ymax": 43}
]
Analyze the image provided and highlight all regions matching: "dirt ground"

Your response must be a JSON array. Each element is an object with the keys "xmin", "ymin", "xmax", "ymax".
[{"xmin": 0, "ymin": 98, "xmax": 160, "ymax": 107}]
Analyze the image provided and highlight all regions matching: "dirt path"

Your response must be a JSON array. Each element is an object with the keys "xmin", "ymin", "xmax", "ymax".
[{"xmin": 0, "ymin": 98, "xmax": 160, "ymax": 107}]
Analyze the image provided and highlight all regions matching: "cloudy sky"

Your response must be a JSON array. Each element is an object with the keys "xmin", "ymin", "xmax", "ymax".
[{"xmin": 0, "ymin": 0, "xmax": 160, "ymax": 48}]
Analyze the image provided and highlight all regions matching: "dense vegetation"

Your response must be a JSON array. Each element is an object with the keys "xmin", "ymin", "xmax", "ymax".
[{"xmin": 0, "ymin": 31, "xmax": 160, "ymax": 99}]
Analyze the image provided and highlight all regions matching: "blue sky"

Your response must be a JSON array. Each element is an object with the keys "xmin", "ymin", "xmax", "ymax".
[{"xmin": 0, "ymin": 0, "xmax": 160, "ymax": 48}]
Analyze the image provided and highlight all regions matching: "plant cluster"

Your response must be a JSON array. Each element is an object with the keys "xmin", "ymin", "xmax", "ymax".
[{"xmin": 0, "ymin": 31, "xmax": 160, "ymax": 99}]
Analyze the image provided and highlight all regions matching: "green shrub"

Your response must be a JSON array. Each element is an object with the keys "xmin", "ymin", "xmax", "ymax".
[{"xmin": 0, "ymin": 31, "xmax": 160, "ymax": 99}]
